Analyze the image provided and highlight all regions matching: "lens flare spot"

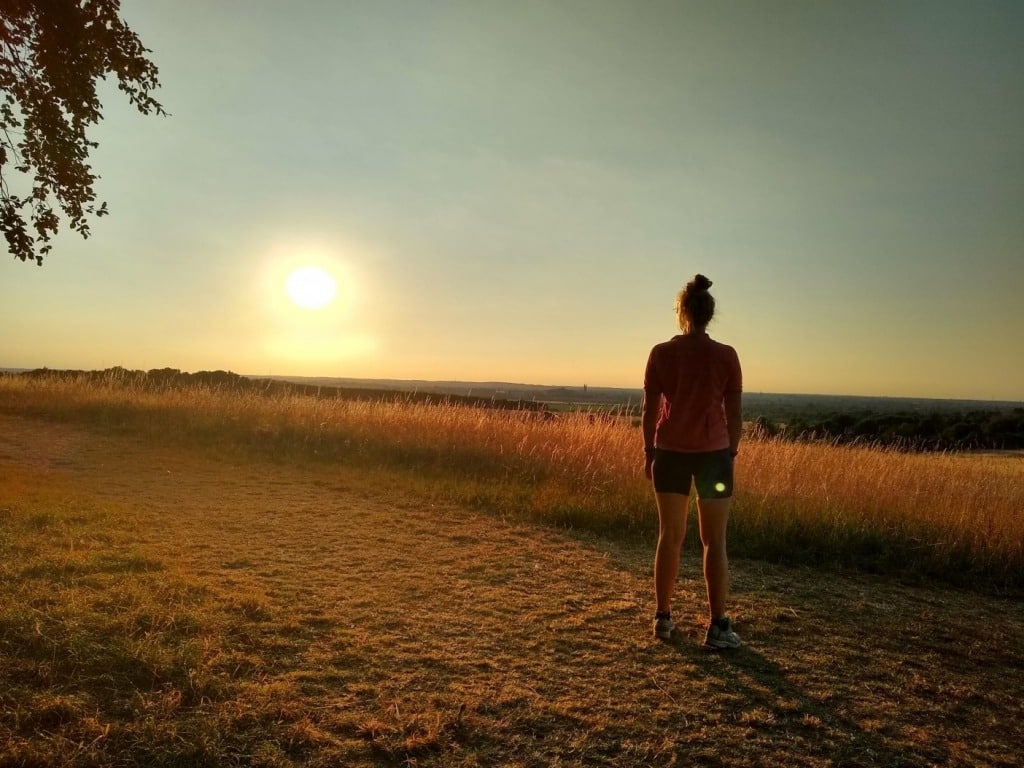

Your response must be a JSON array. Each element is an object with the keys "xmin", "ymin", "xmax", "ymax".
[{"xmin": 715, "ymin": 482, "xmax": 727, "ymax": 493}]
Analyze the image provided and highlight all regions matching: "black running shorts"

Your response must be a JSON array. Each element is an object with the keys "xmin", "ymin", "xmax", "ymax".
[{"xmin": 652, "ymin": 448, "xmax": 734, "ymax": 499}]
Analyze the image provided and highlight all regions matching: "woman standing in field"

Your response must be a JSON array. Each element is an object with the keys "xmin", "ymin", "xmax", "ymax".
[{"xmin": 642, "ymin": 274, "xmax": 743, "ymax": 648}]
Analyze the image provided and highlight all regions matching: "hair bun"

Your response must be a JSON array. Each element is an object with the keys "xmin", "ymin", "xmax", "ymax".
[
  {"xmin": 677, "ymin": 273, "xmax": 716, "ymax": 329},
  {"xmin": 691, "ymin": 274, "xmax": 713, "ymax": 291}
]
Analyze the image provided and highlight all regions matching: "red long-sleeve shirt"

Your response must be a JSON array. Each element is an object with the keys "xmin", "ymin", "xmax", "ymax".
[{"xmin": 643, "ymin": 333, "xmax": 742, "ymax": 452}]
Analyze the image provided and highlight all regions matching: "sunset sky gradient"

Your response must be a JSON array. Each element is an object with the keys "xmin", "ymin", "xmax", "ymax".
[{"xmin": 2, "ymin": 1, "xmax": 1022, "ymax": 400}]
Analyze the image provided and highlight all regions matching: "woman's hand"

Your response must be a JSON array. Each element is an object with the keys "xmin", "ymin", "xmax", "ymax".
[{"xmin": 643, "ymin": 451, "xmax": 654, "ymax": 480}]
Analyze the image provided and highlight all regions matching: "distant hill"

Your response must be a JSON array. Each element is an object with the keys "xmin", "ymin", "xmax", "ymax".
[
  {"xmin": 254, "ymin": 374, "xmax": 1023, "ymax": 416},
  {"xmin": 251, "ymin": 375, "xmax": 645, "ymax": 408},
  {"xmin": 7, "ymin": 368, "xmax": 547, "ymax": 413}
]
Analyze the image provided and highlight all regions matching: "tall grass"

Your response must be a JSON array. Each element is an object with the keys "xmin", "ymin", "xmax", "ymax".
[
  {"xmin": 735, "ymin": 438, "xmax": 1023, "ymax": 584},
  {"xmin": 2, "ymin": 372, "xmax": 1021, "ymax": 591}
]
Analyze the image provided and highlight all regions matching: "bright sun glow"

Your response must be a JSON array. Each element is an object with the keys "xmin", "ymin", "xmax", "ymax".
[{"xmin": 285, "ymin": 266, "xmax": 337, "ymax": 310}]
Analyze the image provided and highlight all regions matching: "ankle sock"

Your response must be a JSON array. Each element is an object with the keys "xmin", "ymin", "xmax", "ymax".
[
  {"xmin": 713, "ymin": 616, "xmax": 730, "ymax": 631},
  {"xmin": 655, "ymin": 610, "xmax": 671, "ymax": 621}
]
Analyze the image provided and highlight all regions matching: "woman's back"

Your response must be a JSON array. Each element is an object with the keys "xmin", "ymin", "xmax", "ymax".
[{"xmin": 644, "ymin": 332, "xmax": 741, "ymax": 452}]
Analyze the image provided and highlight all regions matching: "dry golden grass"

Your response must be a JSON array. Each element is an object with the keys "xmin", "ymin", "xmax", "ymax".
[
  {"xmin": 2, "ymin": 373, "xmax": 1021, "ymax": 590},
  {"xmin": 1, "ymin": 412, "xmax": 1023, "ymax": 767},
  {"xmin": 735, "ymin": 438, "xmax": 1024, "ymax": 583}
]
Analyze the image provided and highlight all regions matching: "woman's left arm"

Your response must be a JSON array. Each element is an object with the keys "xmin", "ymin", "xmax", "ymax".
[
  {"xmin": 641, "ymin": 388, "xmax": 660, "ymax": 456},
  {"xmin": 641, "ymin": 349, "xmax": 662, "ymax": 477}
]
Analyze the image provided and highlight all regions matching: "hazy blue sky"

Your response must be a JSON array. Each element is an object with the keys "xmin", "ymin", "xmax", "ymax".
[{"xmin": 3, "ymin": 0, "xmax": 1022, "ymax": 400}]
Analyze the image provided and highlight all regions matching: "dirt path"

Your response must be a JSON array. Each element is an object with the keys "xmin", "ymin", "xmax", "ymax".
[{"xmin": 2, "ymin": 414, "xmax": 1022, "ymax": 767}]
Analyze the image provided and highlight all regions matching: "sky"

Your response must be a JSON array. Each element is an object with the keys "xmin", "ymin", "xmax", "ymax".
[{"xmin": 2, "ymin": 0, "xmax": 1023, "ymax": 401}]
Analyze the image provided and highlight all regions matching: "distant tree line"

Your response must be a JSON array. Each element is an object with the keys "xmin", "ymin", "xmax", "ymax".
[
  {"xmin": 12, "ymin": 367, "xmax": 548, "ymax": 413},
  {"xmin": 749, "ymin": 409, "xmax": 1024, "ymax": 452}
]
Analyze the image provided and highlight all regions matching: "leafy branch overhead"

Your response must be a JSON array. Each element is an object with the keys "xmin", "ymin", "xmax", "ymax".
[{"xmin": 1, "ymin": 0, "xmax": 164, "ymax": 265}]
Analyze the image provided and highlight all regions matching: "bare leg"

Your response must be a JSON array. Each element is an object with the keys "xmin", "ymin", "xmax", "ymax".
[
  {"xmin": 696, "ymin": 496, "xmax": 732, "ymax": 620},
  {"xmin": 654, "ymin": 492, "xmax": 689, "ymax": 613}
]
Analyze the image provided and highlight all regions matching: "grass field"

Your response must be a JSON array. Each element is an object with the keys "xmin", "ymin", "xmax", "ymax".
[
  {"xmin": 2, "ymin": 373, "xmax": 1022, "ymax": 591},
  {"xmin": 1, "ymin": 375, "xmax": 1023, "ymax": 766}
]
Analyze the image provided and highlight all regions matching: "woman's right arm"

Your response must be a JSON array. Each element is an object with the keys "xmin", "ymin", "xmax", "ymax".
[
  {"xmin": 725, "ymin": 389, "xmax": 742, "ymax": 456},
  {"xmin": 725, "ymin": 347, "xmax": 743, "ymax": 456}
]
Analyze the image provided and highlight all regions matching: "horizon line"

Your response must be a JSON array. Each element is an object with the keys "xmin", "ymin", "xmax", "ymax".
[{"xmin": 3, "ymin": 365, "xmax": 1021, "ymax": 406}]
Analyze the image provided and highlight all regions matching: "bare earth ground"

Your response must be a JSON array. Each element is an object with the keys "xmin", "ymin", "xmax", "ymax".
[{"xmin": 1, "ymin": 414, "xmax": 1022, "ymax": 767}]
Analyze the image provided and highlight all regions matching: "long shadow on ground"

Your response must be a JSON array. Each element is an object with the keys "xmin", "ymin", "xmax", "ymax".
[{"xmin": 662, "ymin": 638, "xmax": 949, "ymax": 768}]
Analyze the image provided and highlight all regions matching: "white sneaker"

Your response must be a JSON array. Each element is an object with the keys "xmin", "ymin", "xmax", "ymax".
[
  {"xmin": 704, "ymin": 617, "xmax": 742, "ymax": 649},
  {"xmin": 653, "ymin": 615, "xmax": 675, "ymax": 640}
]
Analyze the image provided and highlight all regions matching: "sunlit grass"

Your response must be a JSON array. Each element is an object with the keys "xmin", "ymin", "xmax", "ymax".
[
  {"xmin": 3, "ymin": 371, "xmax": 1023, "ymax": 766},
  {"xmin": 2, "ymin": 372, "xmax": 1021, "ymax": 591},
  {"xmin": 734, "ymin": 438, "xmax": 1023, "ymax": 584}
]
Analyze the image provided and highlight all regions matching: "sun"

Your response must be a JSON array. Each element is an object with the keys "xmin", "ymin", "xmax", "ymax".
[{"xmin": 285, "ymin": 266, "xmax": 337, "ymax": 310}]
